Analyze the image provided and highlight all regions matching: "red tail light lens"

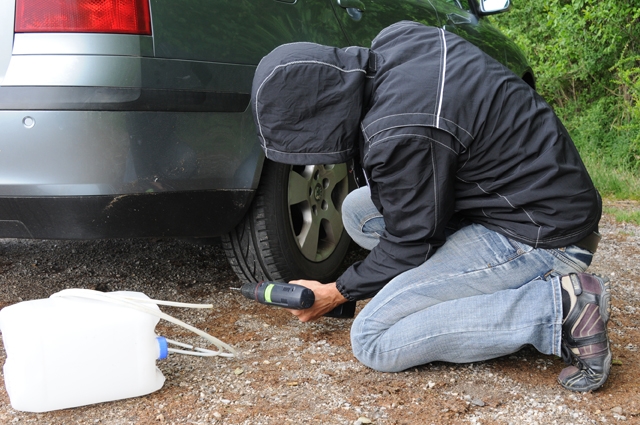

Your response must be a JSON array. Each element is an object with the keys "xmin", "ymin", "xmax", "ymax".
[{"xmin": 15, "ymin": 0, "xmax": 151, "ymax": 35}]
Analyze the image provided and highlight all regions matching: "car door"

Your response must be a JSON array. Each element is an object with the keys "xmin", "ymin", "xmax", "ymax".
[
  {"xmin": 433, "ymin": 0, "xmax": 506, "ymax": 61},
  {"xmin": 150, "ymin": 0, "xmax": 349, "ymax": 65},
  {"xmin": 329, "ymin": 0, "xmax": 441, "ymax": 48},
  {"xmin": 432, "ymin": 0, "xmax": 531, "ymax": 78},
  {"xmin": 330, "ymin": 0, "xmax": 531, "ymax": 79}
]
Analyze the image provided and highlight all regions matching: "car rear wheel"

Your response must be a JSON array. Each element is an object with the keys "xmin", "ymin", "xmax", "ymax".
[{"xmin": 222, "ymin": 160, "xmax": 352, "ymax": 284}]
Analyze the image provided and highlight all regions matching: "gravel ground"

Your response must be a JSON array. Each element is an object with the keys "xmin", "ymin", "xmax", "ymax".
[{"xmin": 0, "ymin": 200, "xmax": 638, "ymax": 425}]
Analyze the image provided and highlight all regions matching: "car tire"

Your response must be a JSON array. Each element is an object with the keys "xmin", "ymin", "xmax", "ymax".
[{"xmin": 222, "ymin": 160, "xmax": 352, "ymax": 284}]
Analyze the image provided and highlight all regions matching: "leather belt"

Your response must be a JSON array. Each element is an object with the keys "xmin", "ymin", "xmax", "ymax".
[{"xmin": 573, "ymin": 231, "xmax": 601, "ymax": 254}]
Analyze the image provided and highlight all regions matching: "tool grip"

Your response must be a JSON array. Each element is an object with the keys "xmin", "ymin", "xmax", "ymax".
[
  {"xmin": 240, "ymin": 281, "xmax": 355, "ymax": 318},
  {"xmin": 241, "ymin": 281, "xmax": 315, "ymax": 309}
]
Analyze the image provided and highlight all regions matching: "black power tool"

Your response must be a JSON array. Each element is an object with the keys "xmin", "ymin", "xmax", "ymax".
[{"xmin": 237, "ymin": 281, "xmax": 356, "ymax": 318}]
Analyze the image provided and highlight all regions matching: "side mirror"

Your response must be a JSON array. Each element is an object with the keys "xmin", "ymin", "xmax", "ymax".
[{"xmin": 477, "ymin": 0, "xmax": 510, "ymax": 15}]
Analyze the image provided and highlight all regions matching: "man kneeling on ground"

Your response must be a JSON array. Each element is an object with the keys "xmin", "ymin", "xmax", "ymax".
[{"xmin": 250, "ymin": 21, "xmax": 611, "ymax": 392}]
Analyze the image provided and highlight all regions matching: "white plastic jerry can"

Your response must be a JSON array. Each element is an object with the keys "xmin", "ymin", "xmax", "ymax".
[{"xmin": 0, "ymin": 291, "xmax": 167, "ymax": 413}]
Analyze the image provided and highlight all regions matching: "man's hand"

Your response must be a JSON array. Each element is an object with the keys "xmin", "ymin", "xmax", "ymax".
[{"xmin": 286, "ymin": 280, "xmax": 347, "ymax": 322}]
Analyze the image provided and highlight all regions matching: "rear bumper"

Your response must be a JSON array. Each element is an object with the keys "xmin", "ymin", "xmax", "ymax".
[
  {"xmin": 0, "ymin": 190, "xmax": 254, "ymax": 239},
  {"xmin": 0, "ymin": 86, "xmax": 250, "ymax": 112},
  {"xmin": 0, "ymin": 107, "xmax": 263, "ymax": 196},
  {"xmin": 0, "ymin": 36, "xmax": 263, "ymax": 239},
  {"xmin": 0, "ymin": 95, "xmax": 264, "ymax": 239}
]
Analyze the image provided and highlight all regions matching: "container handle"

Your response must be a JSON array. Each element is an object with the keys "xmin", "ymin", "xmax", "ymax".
[{"xmin": 51, "ymin": 289, "xmax": 236, "ymax": 358}]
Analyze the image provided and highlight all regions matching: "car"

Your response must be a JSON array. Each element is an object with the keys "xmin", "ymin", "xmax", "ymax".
[{"xmin": 0, "ymin": 0, "xmax": 534, "ymax": 285}]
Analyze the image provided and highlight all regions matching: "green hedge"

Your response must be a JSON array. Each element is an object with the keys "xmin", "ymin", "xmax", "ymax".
[{"xmin": 493, "ymin": 0, "xmax": 640, "ymax": 199}]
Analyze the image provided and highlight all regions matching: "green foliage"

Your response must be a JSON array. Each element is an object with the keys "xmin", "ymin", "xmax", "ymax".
[
  {"xmin": 613, "ymin": 53, "xmax": 640, "ymax": 168},
  {"xmin": 493, "ymin": 0, "xmax": 640, "ymax": 198},
  {"xmin": 603, "ymin": 205, "xmax": 640, "ymax": 226},
  {"xmin": 494, "ymin": 0, "xmax": 638, "ymax": 104}
]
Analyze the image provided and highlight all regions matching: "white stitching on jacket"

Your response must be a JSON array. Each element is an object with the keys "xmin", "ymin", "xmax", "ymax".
[
  {"xmin": 367, "ymin": 133, "xmax": 457, "ymax": 154},
  {"xmin": 458, "ymin": 176, "xmax": 543, "ymax": 246},
  {"xmin": 264, "ymin": 147, "xmax": 353, "ymax": 157},
  {"xmin": 430, "ymin": 146, "xmax": 439, "ymax": 239},
  {"xmin": 362, "ymin": 113, "xmax": 473, "ymax": 144},
  {"xmin": 436, "ymin": 28, "xmax": 447, "ymax": 128}
]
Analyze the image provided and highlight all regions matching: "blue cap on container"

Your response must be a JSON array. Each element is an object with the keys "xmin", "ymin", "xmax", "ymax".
[{"xmin": 156, "ymin": 336, "xmax": 169, "ymax": 360}]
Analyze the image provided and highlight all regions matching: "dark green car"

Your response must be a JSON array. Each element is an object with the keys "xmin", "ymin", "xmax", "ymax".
[{"xmin": 0, "ymin": 0, "xmax": 533, "ymax": 284}]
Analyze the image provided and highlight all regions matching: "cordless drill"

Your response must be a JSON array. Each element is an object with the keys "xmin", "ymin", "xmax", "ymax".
[{"xmin": 237, "ymin": 281, "xmax": 356, "ymax": 318}]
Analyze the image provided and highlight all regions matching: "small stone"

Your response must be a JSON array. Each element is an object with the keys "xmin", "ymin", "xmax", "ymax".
[
  {"xmin": 155, "ymin": 414, "xmax": 164, "ymax": 421},
  {"xmin": 213, "ymin": 412, "xmax": 222, "ymax": 419},
  {"xmin": 612, "ymin": 406, "xmax": 624, "ymax": 414},
  {"xmin": 234, "ymin": 368, "xmax": 244, "ymax": 375},
  {"xmin": 357, "ymin": 417, "xmax": 372, "ymax": 424},
  {"xmin": 471, "ymin": 399, "xmax": 485, "ymax": 407},
  {"xmin": 428, "ymin": 381, "xmax": 436, "ymax": 389}
]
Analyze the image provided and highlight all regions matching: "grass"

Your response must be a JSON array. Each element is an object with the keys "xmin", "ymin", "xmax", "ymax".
[
  {"xmin": 603, "ymin": 205, "xmax": 640, "ymax": 226},
  {"xmin": 583, "ymin": 157, "xmax": 640, "ymax": 202},
  {"xmin": 571, "ymin": 152, "xmax": 640, "ymax": 226},
  {"xmin": 581, "ymin": 157, "xmax": 640, "ymax": 226},
  {"xmin": 557, "ymin": 96, "xmax": 640, "ymax": 204}
]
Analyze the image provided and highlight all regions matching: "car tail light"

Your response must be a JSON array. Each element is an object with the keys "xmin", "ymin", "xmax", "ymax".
[{"xmin": 15, "ymin": 0, "xmax": 151, "ymax": 35}]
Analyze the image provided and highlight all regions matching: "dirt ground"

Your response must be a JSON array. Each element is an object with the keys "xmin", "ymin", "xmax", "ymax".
[{"xmin": 0, "ymin": 200, "xmax": 638, "ymax": 424}]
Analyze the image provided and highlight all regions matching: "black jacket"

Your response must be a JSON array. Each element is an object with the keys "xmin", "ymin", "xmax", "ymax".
[{"xmin": 251, "ymin": 21, "xmax": 601, "ymax": 301}]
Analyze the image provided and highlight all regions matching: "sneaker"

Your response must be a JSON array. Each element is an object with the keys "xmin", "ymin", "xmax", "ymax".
[{"xmin": 558, "ymin": 273, "xmax": 612, "ymax": 392}]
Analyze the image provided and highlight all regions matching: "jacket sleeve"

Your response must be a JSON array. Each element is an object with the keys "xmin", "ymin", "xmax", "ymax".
[{"xmin": 336, "ymin": 128, "xmax": 459, "ymax": 301}]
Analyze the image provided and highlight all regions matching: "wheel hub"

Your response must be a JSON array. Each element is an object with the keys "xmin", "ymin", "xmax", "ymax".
[
  {"xmin": 313, "ymin": 184, "xmax": 324, "ymax": 202},
  {"xmin": 287, "ymin": 164, "xmax": 349, "ymax": 262}
]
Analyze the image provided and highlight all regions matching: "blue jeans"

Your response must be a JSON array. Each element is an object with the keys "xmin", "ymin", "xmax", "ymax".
[{"xmin": 343, "ymin": 187, "xmax": 592, "ymax": 372}]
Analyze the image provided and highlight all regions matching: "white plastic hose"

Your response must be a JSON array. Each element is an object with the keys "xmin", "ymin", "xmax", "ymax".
[{"xmin": 51, "ymin": 288, "xmax": 236, "ymax": 358}]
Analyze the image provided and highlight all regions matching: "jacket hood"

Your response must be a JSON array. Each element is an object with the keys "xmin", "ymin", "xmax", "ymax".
[{"xmin": 251, "ymin": 43, "xmax": 371, "ymax": 165}]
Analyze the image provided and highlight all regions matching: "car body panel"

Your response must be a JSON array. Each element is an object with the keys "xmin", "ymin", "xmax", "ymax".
[
  {"xmin": 4, "ymin": 55, "xmax": 145, "ymax": 87},
  {"xmin": 2, "ymin": 55, "xmax": 255, "ymax": 92},
  {"xmin": 0, "ymin": 191, "xmax": 254, "ymax": 239},
  {"xmin": 150, "ymin": 0, "xmax": 349, "ymax": 64},
  {"xmin": 0, "ymin": 107, "xmax": 261, "ymax": 238},
  {"xmin": 330, "ymin": 0, "xmax": 441, "ymax": 47},
  {"xmin": 0, "ymin": 109, "xmax": 260, "ymax": 193},
  {"xmin": 438, "ymin": 0, "xmax": 532, "ymax": 81},
  {"xmin": 12, "ymin": 33, "xmax": 155, "ymax": 57},
  {"xmin": 0, "ymin": 0, "xmax": 533, "ymax": 240}
]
